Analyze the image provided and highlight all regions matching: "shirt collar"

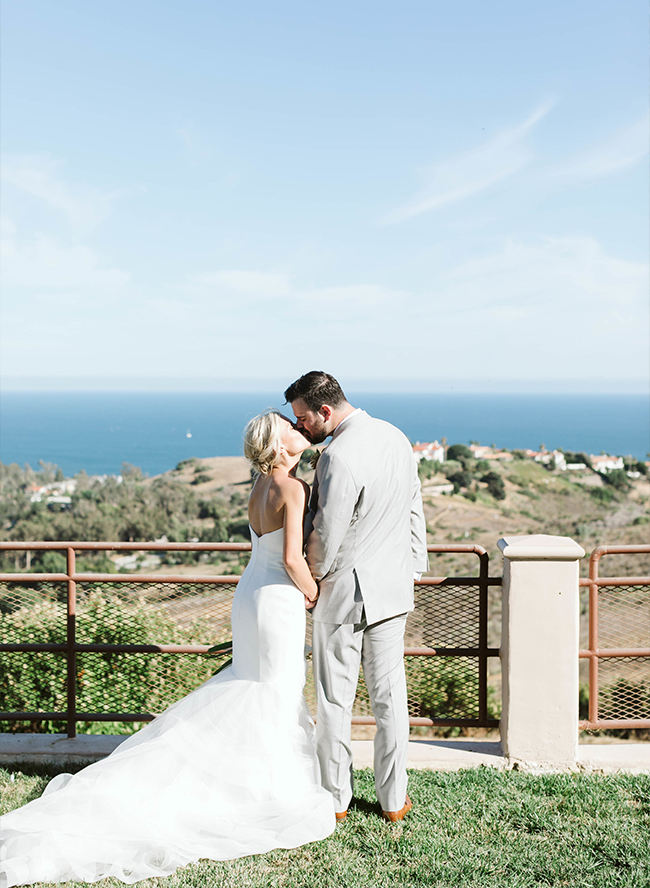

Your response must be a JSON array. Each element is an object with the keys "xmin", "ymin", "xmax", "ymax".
[{"xmin": 331, "ymin": 407, "xmax": 363, "ymax": 438}]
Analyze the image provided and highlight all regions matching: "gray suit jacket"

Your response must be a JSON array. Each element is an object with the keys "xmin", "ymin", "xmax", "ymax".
[{"xmin": 306, "ymin": 410, "xmax": 429, "ymax": 625}]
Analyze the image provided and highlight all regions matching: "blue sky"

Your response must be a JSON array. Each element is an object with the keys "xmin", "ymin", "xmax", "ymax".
[{"xmin": 2, "ymin": 0, "xmax": 648, "ymax": 392}]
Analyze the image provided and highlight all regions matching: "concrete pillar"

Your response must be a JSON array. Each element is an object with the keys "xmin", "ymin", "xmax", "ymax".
[{"xmin": 498, "ymin": 534, "xmax": 585, "ymax": 768}]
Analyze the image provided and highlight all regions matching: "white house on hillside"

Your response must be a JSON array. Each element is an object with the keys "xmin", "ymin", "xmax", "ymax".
[
  {"xmin": 470, "ymin": 444, "xmax": 513, "ymax": 462},
  {"xmin": 591, "ymin": 454, "xmax": 624, "ymax": 474},
  {"xmin": 412, "ymin": 441, "xmax": 445, "ymax": 464},
  {"xmin": 528, "ymin": 449, "xmax": 567, "ymax": 470}
]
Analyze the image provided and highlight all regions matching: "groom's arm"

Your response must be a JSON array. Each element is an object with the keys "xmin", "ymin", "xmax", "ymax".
[
  {"xmin": 306, "ymin": 451, "xmax": 358, "ymax": 581},
  {"xmin": 302, "ymin": 474, "xmax": 318, "ymax": 542},
  {"xmin": 410, "ymin": 462, "xmax": 429, "ymax": 573}
]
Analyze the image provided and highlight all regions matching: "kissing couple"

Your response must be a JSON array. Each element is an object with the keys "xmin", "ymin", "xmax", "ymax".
[{"xmin": 0, "ymin": 371, "xmax": 429, "ymax": 886}]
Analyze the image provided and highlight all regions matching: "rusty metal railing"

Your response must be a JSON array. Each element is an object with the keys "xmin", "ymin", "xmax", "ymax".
[
  {"xmin": 0, "ymin": 541, "xmax": 501, "ymax": 737},
  {"xmin": 579, "ymin": 545, "xmax": 650, "ymax": 730},
  {"xmin": 402, "ymin": 544, "xmax": 501, "ymax": 728}
]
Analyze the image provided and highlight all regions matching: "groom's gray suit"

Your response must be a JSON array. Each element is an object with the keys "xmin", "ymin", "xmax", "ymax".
[{"xmin": 306, "ymin": 409, "xmax": 428, "ymax": 812}]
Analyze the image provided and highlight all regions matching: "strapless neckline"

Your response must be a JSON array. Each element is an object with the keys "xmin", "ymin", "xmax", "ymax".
[{"xmin": 250, "ymin": 525, "xmax": 283, "ymax": 540}]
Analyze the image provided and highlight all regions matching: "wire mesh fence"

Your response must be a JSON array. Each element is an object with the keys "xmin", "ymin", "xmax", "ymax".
[
  {"xmin": 579, "ymin": 546, "xmax": 650, "ymax": 731},
  {"xmin": 598, "ymin": 585, "xmax": 650, "ymax": 651},
  {"xmin": 595, "ymin": 584, "xmax": 650, "ymax": 724},
  {"xmin": 597, "ymin": 657, "xmax": 650, "ymax": 722},
  {"xmin": 407, "ymin": 582, "xmax": 480, "ymax": 649},
  {"xmin": 0, "ymin": 542, "xmax": 500, "ymax": 735}
]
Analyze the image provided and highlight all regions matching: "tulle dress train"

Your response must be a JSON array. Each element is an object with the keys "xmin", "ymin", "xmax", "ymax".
[{"xmin": 0, "ymin": 527, "xmax": 335, "ymax": 886}]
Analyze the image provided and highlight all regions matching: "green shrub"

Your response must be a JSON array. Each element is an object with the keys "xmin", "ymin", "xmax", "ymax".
[
  {"xmin": 446, "ymin": 444, "xmax": 473, "ymax": 463},
  {"xmin": 227, "ymin": 519, "xmax": 251, "ymax": 541},
  {"xmin": 175, "ymin": 458, "xmax": 198, "ymax": 470},
  {"xmin": 1, "ymin": 593, "xmax": 489, "ymax": 737},
  {"xmin": 0, "ymin": 592, "xmax": 229, "ymax": 734},
  {"xmin": 405, "ymin": 657, "xmax": 499, "ymax": 722},
  {"xmin": 564, "ymin": 452, "xmax": 593, "ymax": 469},
  {"xmin": 38, "ymin": 551, "xmax": 67, "ymax": 574},
  {"xmin": 448, "ymin": 470, "xmax": 473, "ymax": 490},
  {"xmin": 418, "ymin": 459, "xmax": 438, "ymax": 481},
  {"xmin": 299, "ymin": 450, "xmax": 316, "ymax": 471},
  {"xmin": 590, "ymin": 487, "xmax": 616, "ymax": 504},
  {"xmin": 602, "ymin": 469, "xmax": 631, "ymax": 492},
  {"xmin": 481, "ymin": 471, "xmax": 506, "ymax": 501}
]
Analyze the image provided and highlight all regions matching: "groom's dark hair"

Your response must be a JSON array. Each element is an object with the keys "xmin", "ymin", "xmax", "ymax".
[{"xmin": 284, "ymin": 371, "xmax": 347, "ymax": 413}]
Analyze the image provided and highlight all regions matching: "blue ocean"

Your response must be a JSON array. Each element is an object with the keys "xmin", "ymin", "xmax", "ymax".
[{"xmin": 0, "ymin": 392, "xmax": 648, "ymax": 477}]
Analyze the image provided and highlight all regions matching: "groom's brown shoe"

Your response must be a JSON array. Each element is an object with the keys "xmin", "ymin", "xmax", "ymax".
[
  {"xmin": 335, "ymin": 810, "xmax": 348, "ymax": 821},
  {"xmin": 381, "ymin": 794, "xmax": 412, "ymax": 823}
]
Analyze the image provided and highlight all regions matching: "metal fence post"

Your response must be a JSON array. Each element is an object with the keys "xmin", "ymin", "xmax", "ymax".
[
  {"xmin": 478, "ymin": 550, "xmax": 489, "ymax": 724},
  {"xmin": 588, "ymin": 550, "xmax": 600, "ymax": 726},
  {"xmin": 66, "ymin": 547, "xmax": 77, "ymax": 739}
]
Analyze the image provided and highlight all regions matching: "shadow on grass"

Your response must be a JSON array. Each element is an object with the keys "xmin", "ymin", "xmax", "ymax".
[
  {"xmin": 0, "ymin": 761, "xmax": 87, "ymax": 779},
  {"xmin": 349, "ymin": 795, "xmax": 382, "ymax": 818}
]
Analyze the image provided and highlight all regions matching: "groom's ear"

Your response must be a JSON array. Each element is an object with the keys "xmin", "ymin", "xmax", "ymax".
[{"xmin": 319, "ymin": 404, "xmax": 333, "ymax": 422}]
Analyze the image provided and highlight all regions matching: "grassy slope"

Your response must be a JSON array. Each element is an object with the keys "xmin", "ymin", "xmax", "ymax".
[
  {"xmin": 419, "ymin": 460, "xmax": 650, "ymax": 579},
  {"xmin": 147, "ymin": 456, "xmax": 650, "ymax": 579},
  {"xmin": 2, "ymin": 767, "xmax": 649, "ymax": 887}
]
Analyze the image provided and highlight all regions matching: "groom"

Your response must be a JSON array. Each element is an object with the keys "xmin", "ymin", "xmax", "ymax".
[{"xmin": 284, "ymin": 371, "xmax": 429, "ymax": 821}]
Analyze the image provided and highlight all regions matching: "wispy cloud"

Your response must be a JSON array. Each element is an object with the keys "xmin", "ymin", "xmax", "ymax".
[
  {"xmin": 380, "ymin": 99, "xmax": 554, "ymax": 225},
  {"xmin": 1, "ymin": 154, "xmax": 124, "ymax": 231},
  {"xmin": 440, "ymin": 235, "xmax": 648, "ymax": 312},
  {"xmin": 144, "ymin": 297, "xmax": 191, "ymax": 321},
  {"xmin": 192, "ymin": 270, "xmax": 291, "ymax": 297},
  {"xmin": 392, "ymin": 235, "xmax": 650, "ymax": 380},
  {"xmin": 1, "ymin": 216, "xmax": 129, "ymax": 290},
  {"xmin": 190, "ymin": 269, "xmax": 403, "ymax": 308},
  {"xmin": 549, "ymin": 114, "xmax": 649, "ymax": 181}
]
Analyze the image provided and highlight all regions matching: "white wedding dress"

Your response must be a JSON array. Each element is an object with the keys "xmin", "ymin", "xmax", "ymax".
[{"xmin": 0, "ymin": 528, "xmax": 335, "ymax": 886}]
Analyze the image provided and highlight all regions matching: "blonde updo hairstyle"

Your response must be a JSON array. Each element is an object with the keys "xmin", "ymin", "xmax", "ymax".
[{"xmin": 244, "ymin": 410, "xmax": 285, "ymax": 476}]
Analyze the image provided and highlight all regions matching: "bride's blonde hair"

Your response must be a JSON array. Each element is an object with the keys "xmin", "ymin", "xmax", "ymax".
[{"xmin": 243, "ymin": 410, "xmax": 284, "ymax": 476}]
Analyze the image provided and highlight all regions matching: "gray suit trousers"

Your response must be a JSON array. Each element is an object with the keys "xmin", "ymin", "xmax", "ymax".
[{"xmin": 312, "ymin": 613, "xmax": 409, "ymax": 813}]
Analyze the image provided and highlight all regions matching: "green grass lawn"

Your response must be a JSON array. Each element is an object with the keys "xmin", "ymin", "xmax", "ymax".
[{"xmin": 2, "ymin": 766, "xmax": 649, "ymax": 887}]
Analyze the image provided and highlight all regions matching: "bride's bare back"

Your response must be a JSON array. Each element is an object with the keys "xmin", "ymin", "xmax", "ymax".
[
  {"xmin": 248, "ymin": 471, "xmax": 308, "ymax": 539},
  {"xmin": 245, "ymin": 414, "xmax": 318, "ymax": 606}
]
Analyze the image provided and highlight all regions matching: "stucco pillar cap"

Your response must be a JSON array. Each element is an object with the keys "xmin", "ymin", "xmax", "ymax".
[{"xmin": 498, "ymin": 534, "xmax": 585, "ymax": 561}]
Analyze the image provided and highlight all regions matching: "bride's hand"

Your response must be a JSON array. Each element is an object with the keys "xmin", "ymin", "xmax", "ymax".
[{"xmin": 304, "ymin": 590, "xmax": 319, "ymax": 610}]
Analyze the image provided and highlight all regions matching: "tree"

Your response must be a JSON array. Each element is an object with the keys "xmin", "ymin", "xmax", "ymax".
[
  {"xmin": 482, "ymin": 471, "xmax": 506, "ymax": 501},
  {"xmin": 564, "ymin": 452, "xmax": 592, "ymax": 469},
  {"xmin": 446, "ymin": 444, "xmax": 472, "ymax": 463},
  {"xmin": 418, "ymin": 459, "xmax": 437, "ymax": 481},
  {"xmin": 602, "ymin": 469, "xmax": 631, "ymax": 492},
  {"xmin": 447, "ymin": 470, "xmax": 472, "ymax": 490}
]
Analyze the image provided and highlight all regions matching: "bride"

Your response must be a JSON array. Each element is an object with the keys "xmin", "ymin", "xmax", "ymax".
[{"xmin": 0, "ymin": 411, "xmax": 336, "ymax": 886}]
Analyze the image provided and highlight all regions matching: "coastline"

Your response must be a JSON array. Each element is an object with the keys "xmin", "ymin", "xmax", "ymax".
[{"xmin": 1, "ymin": 391, "xmax": 648, "ymax": 477}]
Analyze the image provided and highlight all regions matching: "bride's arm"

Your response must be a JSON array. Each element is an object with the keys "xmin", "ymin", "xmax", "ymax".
[{"xmin": 282, "ymin": 479, "xmax": 319, "ymax": 606}]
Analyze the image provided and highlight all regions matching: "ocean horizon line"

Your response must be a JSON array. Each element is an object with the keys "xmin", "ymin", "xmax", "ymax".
[
  {"xmin": 2, "ymin": 377, "xmax": 649, "ymax": 396},
  {"xmin": 3, "ymin": 388, "xmax": 650, "ymax": 398},
  {"xmin": 1, "ymin": 390, "xmax": 648, "ymax": 475}
]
